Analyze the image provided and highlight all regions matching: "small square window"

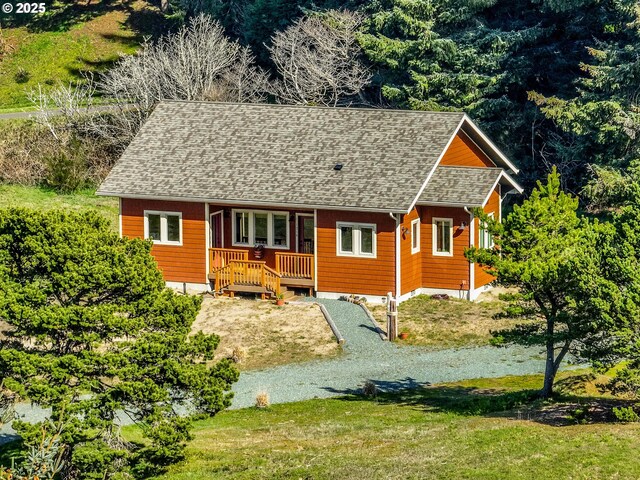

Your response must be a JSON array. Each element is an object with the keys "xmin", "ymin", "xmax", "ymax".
[
  {"xmin": 337, "ymin": 222, "xmax": 376, "ymax": 258},
  {"xmin": 145, "ymin": 211, "xmax": 181, "ymax": 245}
]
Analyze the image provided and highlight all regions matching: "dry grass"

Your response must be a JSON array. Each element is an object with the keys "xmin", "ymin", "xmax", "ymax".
[
  {"xmin": 369, "ymin": 289, "xmax": 521, "ymax": 348},
  {"xmin": 191, "ymin": 297, "xmax": 341, "ymax": 370}
]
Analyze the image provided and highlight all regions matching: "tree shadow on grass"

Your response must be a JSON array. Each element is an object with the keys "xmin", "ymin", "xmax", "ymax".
[
  {"xmin": 4, "ymin": 0, "xmax": 122, "ymax": 33},
  {"xmin": 324, "ymin": 377, "xmax": 634, "ymax": 427}
]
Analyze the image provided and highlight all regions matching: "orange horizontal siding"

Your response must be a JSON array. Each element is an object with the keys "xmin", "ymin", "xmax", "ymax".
[
  {"xmin": 440, "ymin": 131, "xmax": 495, "ymax": 168},
  {"xmin": 121, "ymin": 199, "xmax": 206, "ymax": 284},
  {"xmin": 317, "ymin": 210, "xmax": 395, "ymax": 297},
  {"xmin": 400, "ymin": 208, "xmax": 422, "ymax": 295},
  {"xmin": 420, "ymin": 205, "xmax": 471, "ymax": 291}
]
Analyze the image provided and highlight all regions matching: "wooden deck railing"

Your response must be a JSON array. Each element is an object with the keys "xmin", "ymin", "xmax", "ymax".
[
  {"xmin": 213, "ymin": 260, "xmax": 281, "ymax": 296},
  {"xmin": 275, "ymin": 252, "xmax": 314, "ymax": 279},
  {"xmin": 209, "ymin": 247, "xmax": 248, "ymax": 270}
]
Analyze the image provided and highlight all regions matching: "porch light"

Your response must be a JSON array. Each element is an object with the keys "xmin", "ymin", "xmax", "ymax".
[{"xmin": 458, "ymin": 221, "xmax": 468, "ymax": 231}]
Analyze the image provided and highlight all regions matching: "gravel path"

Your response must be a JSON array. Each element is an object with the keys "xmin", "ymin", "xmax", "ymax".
[
  {"xmin": 0, "ymin": 299, "xmax": 566, "ymax": 444},
  {"xmin": 229, "ymin": 299, "xmax": 557, "ymax": 408}
]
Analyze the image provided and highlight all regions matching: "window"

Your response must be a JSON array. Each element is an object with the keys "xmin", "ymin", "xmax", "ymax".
[
  {"xmin": 232, "ymin": 209, "xmax": 290, "ymax": 249},
  {"xmin": 479, "ymin": 213, "xmax": 494, "ymax": 249},
  {"xmin": 144, "ymin": 211, "xmax": 182, "ymax": 245},
  {"xmin": 337, "ymin": 222, "xmax": 376, "ymax": 257},
  {"xmin": 432, "ymin": 217, "xmax": 452, "ymax": 256},
  {"xmin": 411, "ymin": 218, "xmax": 420, "ymax": 254}
]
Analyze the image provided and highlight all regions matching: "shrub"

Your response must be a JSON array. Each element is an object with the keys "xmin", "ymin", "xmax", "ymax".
[
  {"xmin": 14, "ymin": 68, "xmax": 30, "ymax": 83},
  {"xmin": 230, "ymin": 345, "xmax": 246, "ymax": 364},
  {"xmin": 567, "ymin": 405, "xmax": 590, "ymax": 424},
  {"xmin": 613, "ymin": 405, "xmax": 640, "ymax": 423},
  {"xmin": 362, "ymin": 380, "xmax": 377, "ymax": 397},
  {"xmin": 43, "ymin": 142, "xmax": 89, "ymax": 193},
  {"xmin": 255, "ymin": 392, "xmax": 270, "ymax": 408}
]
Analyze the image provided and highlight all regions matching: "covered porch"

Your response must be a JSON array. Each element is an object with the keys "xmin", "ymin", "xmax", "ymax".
[{"xmin": 208, "ymin": 248, "xmax": 314, "ymax": 298}]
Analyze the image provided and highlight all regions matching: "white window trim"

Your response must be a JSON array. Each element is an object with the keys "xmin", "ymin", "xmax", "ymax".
[
  {"xmin": 336, "ymin": 222, "xmax": 377, "ymax": 258},
  {"xmin": 231, "ymin": 209, "xmax": 290, "ymax": 249},
  {"xmin": 144, "ymin": 210, "xmax": 183, "ymax": 246},
  {"xmin": 411, "ymin": 218, "xmax": 420, "ymax": 255},
  {"xmin": 432, "ymin": 217, "xmax": 453, "ymax": 257},
  {"xmin": 479, "ymin": 213, "xmax": 494, "ymax": 249}
]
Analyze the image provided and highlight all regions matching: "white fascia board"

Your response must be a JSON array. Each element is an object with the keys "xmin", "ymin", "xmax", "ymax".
[{"xmin": 461, "ymin": 115, "xmax": 520, "ymax": 174}]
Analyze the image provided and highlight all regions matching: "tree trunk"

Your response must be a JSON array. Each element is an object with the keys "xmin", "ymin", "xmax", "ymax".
[
  {"xmin": 541, "ymin": 318, "xmax": 555, "ymax": 398},
  {"xmin": 160, "ymin": 0, "xmax": 169, "ymax": 12}
]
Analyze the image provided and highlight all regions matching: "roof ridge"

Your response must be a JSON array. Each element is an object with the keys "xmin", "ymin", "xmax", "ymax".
[{"xmin": 157, "ymin": 100, "xmax": 466, "ymax": 117}]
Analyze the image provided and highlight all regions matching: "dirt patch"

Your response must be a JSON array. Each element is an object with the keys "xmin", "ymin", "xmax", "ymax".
[{"xmin": 192, "ymin": 297, "xmax": 341, "ymax": 370}]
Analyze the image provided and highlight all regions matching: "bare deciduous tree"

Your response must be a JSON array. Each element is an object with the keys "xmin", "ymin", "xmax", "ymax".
[
  {"xmin": 268, "ymin": 10, "xmax": 371, "ymax": 107},
  {"xmin": 30, "ymin": 14, "xmax": 270, "ymax": 155}
]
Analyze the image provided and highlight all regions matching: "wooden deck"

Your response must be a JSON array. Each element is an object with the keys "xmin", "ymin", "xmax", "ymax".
[{"xmin": 209, "ymin": 248, "xmax": 314, "ymax": 296}]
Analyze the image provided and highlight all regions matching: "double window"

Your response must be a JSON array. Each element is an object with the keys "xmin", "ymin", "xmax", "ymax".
[
  {"xmin": 479, "ymin": 213, "xmax": 495, "ymax": 249},
  {"xmin": 144, "ymin": 211, "xmax": 182, "ymax": 245},
  {"xmin": 337, "ymin": 222, "xmax": 376, "ymax": 258},
  {"xmin": 432, "ymin": 217, "xmax": 453, "ymax": 256},
  {"xmin": 233, "ymin": 209, "xmax": 289, "ymax": 248}
]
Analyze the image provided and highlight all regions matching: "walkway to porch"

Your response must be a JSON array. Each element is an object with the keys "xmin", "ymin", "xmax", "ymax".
[{"xmin": 208, "ymin": 248, "xmax": 314, "ymax": 298}]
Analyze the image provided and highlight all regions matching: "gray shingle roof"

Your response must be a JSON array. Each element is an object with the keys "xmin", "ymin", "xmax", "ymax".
[
  {"xmin": 418, "ymin": 166, "xmax": 504, "ymax": 207},
  {"xmin": 97, "ymin": 101, "xmax": 466, "ymax": 212}
]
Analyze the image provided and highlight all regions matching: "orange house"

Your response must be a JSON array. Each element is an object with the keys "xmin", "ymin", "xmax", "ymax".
[{"xmin": 98, "ymin": 101, "xmax": 522, "ymax": 303}]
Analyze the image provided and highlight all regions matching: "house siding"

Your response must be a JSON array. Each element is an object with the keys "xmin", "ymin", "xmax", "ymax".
[
  {"xmin": 474, "ymin": 186, "xmax": 500, "ymax": 289},
  {"xmin": 400, "ymin": 208, "xmax": 422, "ymax": 296},
  {"xmin": 316, "ymin": 210, "xmax": 396, "ymax": 297},
  {"xmin": 121, "ymin": 198, "xmax": 207, "ymax": 284},
  {"xmin": 420, "ymin": 205, "xmax": 471, "ymax": 292},
  {"xmin": 439, "ymin": 131, "xmax": 496, "ymax": 168}
]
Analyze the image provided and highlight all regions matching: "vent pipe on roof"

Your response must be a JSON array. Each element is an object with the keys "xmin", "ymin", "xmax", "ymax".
[{"xmin": 333, "ymin": 163, "xmax": 343, "ymax": 171}]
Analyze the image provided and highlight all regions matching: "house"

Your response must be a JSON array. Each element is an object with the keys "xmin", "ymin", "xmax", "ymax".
[{"xmin": 97, "ymin": 101, "xmax": 522, "ymax": 303}]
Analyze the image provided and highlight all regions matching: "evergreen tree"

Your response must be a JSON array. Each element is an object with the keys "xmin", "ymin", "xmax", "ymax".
[{"xmin": 0, "ymin": 209, "xmax": 238, "ymax": 479}]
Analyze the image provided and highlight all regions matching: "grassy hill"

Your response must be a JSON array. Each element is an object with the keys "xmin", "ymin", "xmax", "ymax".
[{"xmin": 0, "ymin": 0, "xmax": 166, "ymax": 110}]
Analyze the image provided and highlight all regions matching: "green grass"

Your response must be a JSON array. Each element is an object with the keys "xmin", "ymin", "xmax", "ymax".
[
  {"xmin": 0, "ymin": 184, "xmax": 118, "ymax": 229},
  {"xmin": 144, "ymin": 370, "xmax": 640, "ymax": 480},
  {"xmin": 0, "ymin": 0, "xmax": 163, "ymax": 109}
]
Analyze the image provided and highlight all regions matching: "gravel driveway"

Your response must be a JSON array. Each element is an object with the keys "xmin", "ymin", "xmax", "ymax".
[
  {"xmin": 1, "ymin": 299, "xmax": 566, "ymax": 444},
  {"xmin": 229, "ymin": 299, "xmax": 561, "ymax": 408}
]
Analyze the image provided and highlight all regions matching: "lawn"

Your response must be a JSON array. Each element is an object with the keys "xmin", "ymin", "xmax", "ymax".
[
  {"xmin": 192, "ymin": 297, "xmax": 341, "ymax": 370},
  {"xmin": 147, "ymin": 370, "xmax": 640, "ymax": 480},
  {"xmin": 369, "ymin": 291, "xmax": 521, "ymax": 348},
  {"xmin": 0, "ymin": 184, "xmax": 119, "ymax": 228},
  {"xmin": 0, "ymin": 0, "xmax": 162, "ymax": 110}
]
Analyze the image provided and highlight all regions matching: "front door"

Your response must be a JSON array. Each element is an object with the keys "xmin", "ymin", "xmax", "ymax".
[
  {"xmin": 210, "ymin": 211, "xmax": 223, "ymax": 248},
  {"xmin": 297, "ymin": 215, "xmax": 314, "ymax": 253}
]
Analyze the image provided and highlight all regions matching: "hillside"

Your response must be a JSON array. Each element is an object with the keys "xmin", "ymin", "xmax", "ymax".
[{"xmin": 0, "ymin": 0, "xmax": 163, "ymax": 110}]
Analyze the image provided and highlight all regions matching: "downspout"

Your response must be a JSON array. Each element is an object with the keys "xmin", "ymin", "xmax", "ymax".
[
  {"xmin": 464, "ymin": 207, "xmax": 474, "ymax": 300},
  {"xmin": 390, "ymin": 212, "xmax": 401, "ymax": 300}
]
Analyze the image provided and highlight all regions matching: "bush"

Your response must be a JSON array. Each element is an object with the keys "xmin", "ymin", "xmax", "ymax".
[
  {"xmin": 255, "ymin": 392, "xmax": 270, "ymax": 408},
  {"xmin": 613, "ymin": 405, "xmax": 640, "ymax": 423},
  {"xmin": 14, "ymin": 68, "xmax": 30, "ymax": 83},
  {"xmin": 43, "ymin": 142, "xmax": 90, "ymax": 193},
  {"xmin": 362, "ymin": 380, "xmax": 377, "ymax": 397}
]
